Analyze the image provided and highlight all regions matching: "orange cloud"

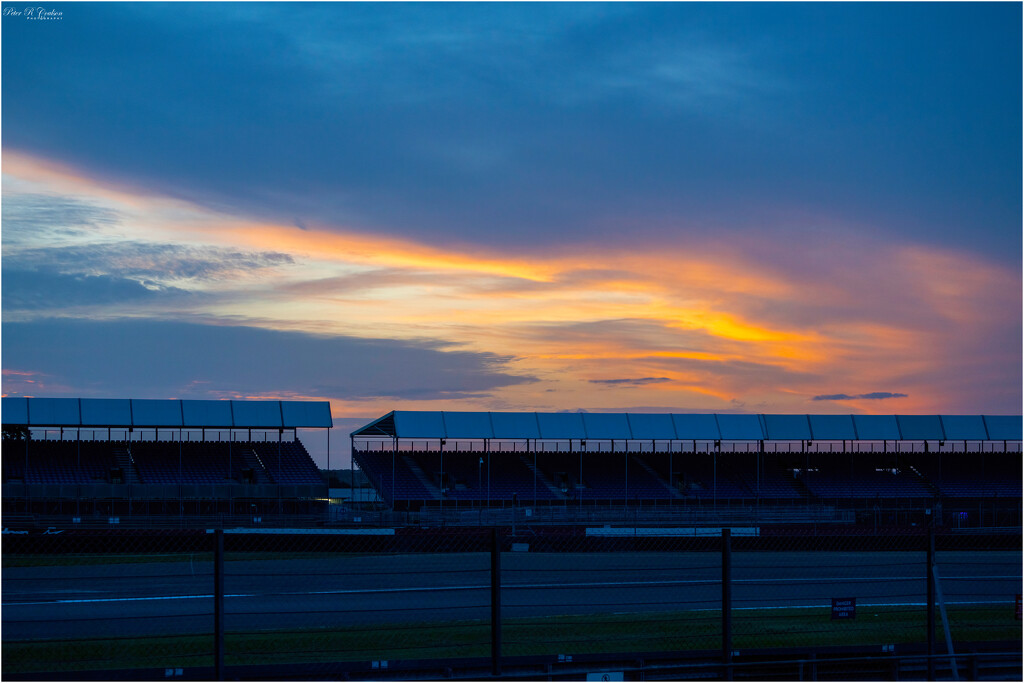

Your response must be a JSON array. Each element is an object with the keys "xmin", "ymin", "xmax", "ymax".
[{"xmin": 4, "ymin": 151, "xmax": 1019, "ymax": 415}]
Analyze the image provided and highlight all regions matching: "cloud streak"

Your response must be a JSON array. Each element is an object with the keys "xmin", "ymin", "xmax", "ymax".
[
  {"xmin": 2, "ymin": 4, "xmax": 1019, "ymax": 260},
  {"xmin": 2, "ymin": 0, "xmax": 1021, "ymax": 430},
  {"xmin": 812, "ymin": 392, "xmax": 909, "ymax": 402},
  {"xmin": 1, "ymin": 269, "xmax": 190, "ymax": 311},
  {"xmin": 589, "ymin": 377, "xmax": 673, "ymax": 387},
  {"xmin": 2, "ymin": 153, "xmax": 1019, "ymax": 416},
  {"xmin": 1, "ymin": 319, "xmax": 537, "ymax": 404}
]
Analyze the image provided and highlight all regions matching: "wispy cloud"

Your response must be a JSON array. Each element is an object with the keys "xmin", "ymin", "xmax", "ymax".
[
  {"xmin": 1, "ymin": 192, "xmax": 121, "ymax": 245},
  {"xmin": 1, "ymin": 269, "xmax": 190, "ymax": 311},
  {"xmin": 1, "ymin": 319, "xmax": 537, "ymax": 405},
  {"xmin": 1, "ymin": 154, "xmax": 1019, "ymax": 415},
  {"xmin": 589, "ymin": 377, "xmax": 672, "ymax": 387},
  {"xmin": 7, "ymin": 242, "xmax": 294, "ymax": 284},
  {"xmin": 812, "ymin": 392, "xmax": 908, "ymax": 401}
]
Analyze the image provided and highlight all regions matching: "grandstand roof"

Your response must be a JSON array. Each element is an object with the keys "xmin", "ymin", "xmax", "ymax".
[
  {"xmin": 1, "ymin": 398, "xmax": 333, "ymax": 428},
  {"xmin": 352, "ymin": 411, "xmax": 1023, "ymax": 441}
]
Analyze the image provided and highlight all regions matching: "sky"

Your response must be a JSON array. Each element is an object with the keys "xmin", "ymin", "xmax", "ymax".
[{"xmin": 2, "ymin": 2, "xmax": 1021, "ymax": 467}]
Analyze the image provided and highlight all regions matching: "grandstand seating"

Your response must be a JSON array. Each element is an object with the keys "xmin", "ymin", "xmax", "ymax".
[
  {"xmin": 676, "ymin": 455, "xmax": 751, "ymax": 499},
  {"xmin": 351, "ymin": 447, "xmax": 1024, "ymax": 508},
  {"xmin": 2, "ymin": 440, "xmax": 116, "ymax": 484},
  {"xmin": 427, "ymin": 452, "xmax": 519, "ymax": 501},
  {"xmin": 2, "ymin": 438, "xmax": 323, "ymax": 487},
  {"xmin": 797, "ymin": 454, "xmax": 933, "ymax": 499},
  {"xmin": 492, "ymin": 452, "xmax": 560, "ymax": 500},
  {"xmin": 250, "ymin": 441, "xmax": 324, "ymax": 485},
  {"xmin": 907, "ymin": 453, "xmax": 1022, "ymax": 498},
  {"xmin": 354, "ymin": 450, "xmax": 439, "ymax": 503},
  {"xmin": 132, "ymin": 442, "xmax": 230, "ymax": 484},
  {"xmin": 722, "ymin": 454, "xmax": 807, "ymax": 499}
]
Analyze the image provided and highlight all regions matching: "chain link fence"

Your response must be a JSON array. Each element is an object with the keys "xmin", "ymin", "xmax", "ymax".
[
  {"xmin": 221, "ymin": 529, "xmax": 492, "ymax": 675},
  {"xmin": 3, "ymin": 526, "xmax": 1021, "ymax": 679},
  {"xmin": 3, "ymin": 530, "xmax": 215, "ymax": 675}
]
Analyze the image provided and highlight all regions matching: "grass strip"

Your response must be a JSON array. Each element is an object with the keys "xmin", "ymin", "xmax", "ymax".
[
  {"xmin": 3, "ymin": 553, "xmax": 214, "ymax": 568},
  {"xmin": 2, "ymin": 551, "xmax": 386, "ymax": 568},
  {"xmin": 3, "ymin": 605, "xmax": 1019, "ymax": 674}
]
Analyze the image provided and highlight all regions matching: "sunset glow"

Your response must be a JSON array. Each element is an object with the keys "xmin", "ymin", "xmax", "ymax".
[{"xmin": 2, "ymin": 3, "xmax": 1020, "ymax": 466}]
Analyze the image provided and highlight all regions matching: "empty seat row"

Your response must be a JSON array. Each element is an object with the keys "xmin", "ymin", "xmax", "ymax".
[
  {"xmin": 350, "ymin": 449, "xmax": 1022, "ymax": 503},
  {"xmin": 2, "ymin": 439, "xmax": 323, "ymax": 486}
]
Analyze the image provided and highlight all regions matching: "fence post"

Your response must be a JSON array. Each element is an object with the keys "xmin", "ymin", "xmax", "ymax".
[
  {"xmin": 214, "ymin": 528, "xmax": 225, "ymax": 680},
  {"xmin": 491, "ymin": 527, "xmax": 502, "ymax": 677},
  {"xmin": 722, "ymin": 527, "xmax": 732, "ymax": 680},
  {"xmin": 927, "ymin": 526, "xmax": 935, "ymax": 681}
]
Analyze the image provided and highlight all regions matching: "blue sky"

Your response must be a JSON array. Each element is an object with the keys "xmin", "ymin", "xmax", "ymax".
[{"xmin": 2, "ymin": 2, "xmax": 1021, "ymax": 465}]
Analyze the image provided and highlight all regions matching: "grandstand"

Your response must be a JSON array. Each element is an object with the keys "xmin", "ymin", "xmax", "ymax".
[
  {"xmin": 351, "ymin": 411, "xmax": 1023, "ymax": 526},
  {"xmin": 1, "ymin": 397, "xmax": 331, "ymax": 523},
  {"xmin": 4, "ymin": 403, "xmax": 1020, "ymax": 529}
]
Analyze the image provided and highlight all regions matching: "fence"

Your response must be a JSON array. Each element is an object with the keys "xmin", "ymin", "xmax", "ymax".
[{"xmin": 2, "ymin": 526, "xmax": 1021, "ymax": 680}]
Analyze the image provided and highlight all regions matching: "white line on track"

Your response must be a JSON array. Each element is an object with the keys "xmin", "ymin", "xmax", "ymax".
[{"xmin": 4, "ymin": 575, "xmax": 1019, "ymax": 607}]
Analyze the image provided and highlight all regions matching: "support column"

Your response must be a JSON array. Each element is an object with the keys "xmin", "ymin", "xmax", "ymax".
[
  {"xmin": 278, "ymin": 429, "xmax": 283, "ymax": 516},
  {"xmin": 491, "ymin": 527, "xmax": 502, "ymax": 677},
  {"xmin": 624, "ymin": 446, "xmax": 628, "ymax": 510},
  {"xmin": 214, "ymin": 528, "xmax": 225, "ymax": 680},
  {"xmin": 722, "ymin": 528, "xmax": 733, "ymax": 680},
  {"xmin": 928, "ymin": 526, "xmax": 936, "ymax": 680},
  {"xmin": 179, "ymin": 429, "xmax": 183, "ymax": 521},
  {"xmin": 579, "ymin": 442, "xmax": 584, "ymax": 510}
]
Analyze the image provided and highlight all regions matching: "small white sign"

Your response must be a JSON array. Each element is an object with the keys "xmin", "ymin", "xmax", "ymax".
[{"xmin": 586, "ymin": 674, "xmax": 623, "ymax": 681}]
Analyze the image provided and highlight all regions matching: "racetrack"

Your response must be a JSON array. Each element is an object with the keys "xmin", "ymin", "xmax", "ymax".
[{"xmin": 4, "ymin": 550, "xmax": 1019, "ymax": 641}]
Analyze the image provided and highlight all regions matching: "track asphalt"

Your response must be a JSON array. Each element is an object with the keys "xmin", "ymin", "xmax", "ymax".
[{"xmin": 3, "ymin": 550, "xmax": 1020, "ymax": 640}]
